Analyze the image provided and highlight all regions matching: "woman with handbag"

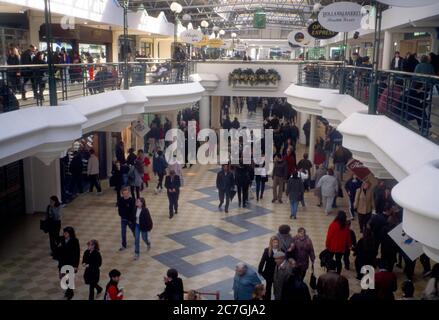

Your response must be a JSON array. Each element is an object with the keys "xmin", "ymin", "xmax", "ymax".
[
  {"xmin": 133, "ymin": 197, "xmax": 153, "ymax": 260},
  {"xmin": 82, "ymin": 239, "xmax": 103, "ymax": 300},
  {"xmin": 46, "ymin": 196, "xmax": 62, "ymax": 257},
  {"xmin": 258, "ymin": 236, "xmax": 280, "ymax": 300}
]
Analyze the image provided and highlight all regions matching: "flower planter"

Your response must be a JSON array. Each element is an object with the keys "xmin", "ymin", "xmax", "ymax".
[{"xmin": 230, "ymin": 82, "xmax": 279, "ymax": 90}]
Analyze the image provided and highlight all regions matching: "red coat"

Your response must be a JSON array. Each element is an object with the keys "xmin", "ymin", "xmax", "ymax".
[
  {"xmin": 326, "ymin": 221, "xmax": 352, "ymax": 253},
  {"xmin": 283, "ymin": 154, "xmax": 297, "ymax": 175}
]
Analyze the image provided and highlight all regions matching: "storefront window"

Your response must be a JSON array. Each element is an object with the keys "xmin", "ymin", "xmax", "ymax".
[
  {"xmin": 79, "ymin": 43, "xmax": 107, "ymax": 63},
  {"xmin": 0, "ymin": 27, "xmax": 29, "ymax": 65}
]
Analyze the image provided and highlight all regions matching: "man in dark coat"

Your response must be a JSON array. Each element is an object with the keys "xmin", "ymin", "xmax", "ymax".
[
  {"xmin": 216, "ymin": 164, "xmax": 235, "ymax": 213},
  {"xmin": 316, "ymin": 259, "xmax": 350, "ymax": 301},
  {"xmin": 165, "ymin": 169, "xmax": 181, "ymax": 219},
  {"xmin": 69, "ymin": 151, "xmax": 83, "ymax": 195}
]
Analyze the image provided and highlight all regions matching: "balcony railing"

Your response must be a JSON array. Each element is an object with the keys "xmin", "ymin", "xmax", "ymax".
[
  {"xmin": 0, "ymin": 60, "xmax": 194, "ymax": 113},
  {"xmin": 297, "ymin": 63, "xmax": 439, "ymax": 144}
]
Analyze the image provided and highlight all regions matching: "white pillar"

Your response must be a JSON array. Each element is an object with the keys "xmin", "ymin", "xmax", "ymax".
[
  {"xmin": 28, "ymin": 10, "xmax": 43, "ymax": 47},
  {"xmin": 382, "ymin": 31, "xmax": 393, "ymax": 70},
  {"xmin": 298, "ymin": 112, "xmax": 308, "ymax": 145},
  {"xmin": 308, "ymin": 115, "xmax": 317, "ymax": 166},
  {"xmin": 106, "ymin": 132, "xmax": 113, "ymax": 177},
  {"xmin": 325, "ymin": 46, "xmax": 331, "ymax": 59},
  {"xmin": 23, "ymin": 157, "xmax": 61, "ymax": 213},
  {"xmin": 199, "ymin": 95, "xmax": 211, "ymax": 129}
]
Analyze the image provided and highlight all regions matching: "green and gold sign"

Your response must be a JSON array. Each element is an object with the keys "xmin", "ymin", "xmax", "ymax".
[
  {"xmin": 307, "ymin": 21, "xmax": 338, "ymax": 40},
  {"xmin": 253, "ymin": 9, "xmax": 266, "ymax": 29},
  {"xmin": 207, "ymin": 38, "xmax": 224, "ymax": 48}
]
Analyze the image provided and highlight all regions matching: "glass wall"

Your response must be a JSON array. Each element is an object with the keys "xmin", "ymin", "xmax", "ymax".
[{"xmin": 0, "ymin": 27, "xmax": 29, "ymax": 65}]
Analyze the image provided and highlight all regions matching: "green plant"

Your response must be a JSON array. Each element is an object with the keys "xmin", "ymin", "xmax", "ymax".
[{"xmin": 228, "ymin": 68, "xmax": 281, "ymax": 86}]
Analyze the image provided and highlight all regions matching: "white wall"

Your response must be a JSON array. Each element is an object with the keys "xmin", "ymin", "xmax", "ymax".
[{"xmin": 195, "ymin": 62, "xmax": 299, "ymax": 98}]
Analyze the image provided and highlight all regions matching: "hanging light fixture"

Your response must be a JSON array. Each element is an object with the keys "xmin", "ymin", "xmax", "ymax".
[
  {"xmin": 231, "ymin": 32, "xmax": 237, "ymax": 39},
  {"xmin": 187, "ymin": 22, "xmax": 193, "ymax": 30},
  {"xmin": 170, "ymin": 2, "xmax": 183, "ymax": 13},
  {"xmin": 201, "ymin": 20, "xmax": 209, "ymax": 28},
  {"xmin": 182, "ymin": 13, "xmax": 191, "ymax": 22},
  {"xmin": 219, "ymin": 30, "xmax": 225, "ymax": 36}
]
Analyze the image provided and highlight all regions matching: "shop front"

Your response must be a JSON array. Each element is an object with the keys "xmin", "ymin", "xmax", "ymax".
[
  {"xmin": 0, "ymin": 160, "xmax": 26, "ymax": 225},
  {"xmin": 39, "ymin": 24, "xmax": 113, "ymax": 62},
  {"xmin": 0, "ymin": 13, "xmax": 29, "ymax": 65}
]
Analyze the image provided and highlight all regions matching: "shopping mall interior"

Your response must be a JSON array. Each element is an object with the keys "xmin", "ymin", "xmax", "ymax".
[{"xmin": 0, "ymin": 0, "xmax": 438, "ymax": 302}]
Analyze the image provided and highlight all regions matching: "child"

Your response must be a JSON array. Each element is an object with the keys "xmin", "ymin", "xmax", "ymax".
[{"xmin": 104, "ymin": 269, "xmax": 124, "ymax": 300}]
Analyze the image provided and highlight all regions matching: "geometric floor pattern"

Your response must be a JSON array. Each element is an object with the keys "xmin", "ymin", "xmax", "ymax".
[{"xmin": 0, "ymin": 110, "xmax": 430, "ymax": 300}]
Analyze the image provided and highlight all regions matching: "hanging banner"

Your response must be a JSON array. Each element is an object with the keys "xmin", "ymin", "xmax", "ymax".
[
  {"xmin": 318, "ymin": 2, "xmax": 364, "ymax": 32},
  {"xmin": 307, "ymin": 21, "xmax": 338, "ymax": 39},
  {"xmin": 287, "ymin": 29, "xmax": 313, "ymax": 47},
  {"xmin": 376, "ymin": 0, "xmax": 437, "ymax": 7},
  {"xmin": 208, "ymin": 38, "xmax": 225, "ymax": 48},
  {"xmin": 346, "ymin": 159, "xmax": 373, "ymax": 181},
  {"xmin": 388, "ymin": 224, "xmax": 424, "ymax": 261},
  {"xmin": 180, "ymin": 29, "xmax": 204, "ymax": 44}
]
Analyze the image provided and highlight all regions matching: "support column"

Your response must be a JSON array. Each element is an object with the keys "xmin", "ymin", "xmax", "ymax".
[
  {"xmin": 298, "ymin": 112, "xmax": 308, "ymax": 145},
  {"xmin": 382, "ymin": 30, "xmax": 393, "ymax": 70},
  {"xmin": 308, "ymin": 115, "xmax": 317, "ymax": 166},
  {"xmin": 106, "ymin": 132, "xmax": 113, "ymax": 177},
  {"xmin": 28, "ymin": 10, "xmax": 43, "ymax": 47},
  {"xmin": 325, "ymin": 46, "xmax": 331, "ymax": 59},
  {"xmin": 210, "ymin": 96, "xmax": 221, "ymax": 129},
  {"xmin": 23, "ymin": 157, "xmax": 61, "ymax": 213},
  {"xmin": 199, "ymin": 95, "xmax": 211, "ymax": 129}
]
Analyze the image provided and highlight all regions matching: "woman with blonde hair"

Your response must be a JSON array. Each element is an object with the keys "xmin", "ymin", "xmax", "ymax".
[{"xmin": 258, "ymin": 235, "xmax": 280, "ymax": 300}]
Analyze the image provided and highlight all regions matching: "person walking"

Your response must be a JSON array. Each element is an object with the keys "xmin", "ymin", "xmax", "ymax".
[
  {"xmin": 345, "ymin": 174, "xmax": 362, "ymax": 220},
  {"xmin": 291, "ymin": 228, "xmax": 315, "ymax": 280},
  {"xmin": 314, "ymin": 165, "xmax": 327, "ymax": 207},
  {"xmin": 281, "ymin": 268, "xmax": 312, "ymax": 301},
  {"xmin": 375, "ymin": 260, "xmax": 398, "ymax": 300},
  {"xmin": 233, "ymin": 263, "xmax": 261, "ymax": 300},
  {"xmin": 104, "ymin": 269, "xmax": 124, "ymax": 300},
  {"xmin": 165, "ymin": 169, "xmax": 181, "ymax": 219},
  {"xmin": 325, "ymin": 211, "xmax": 352, "ymax": 274},
  {"xmin": 276, "ymin": 224, "xmax": 294, "ymax": 257},
  {"xmin": 354, "ymin": 181, "xmax": 374, "ymax": 233},
  {"xmin": 117, "ymin": 187, "xmax": 135, "ymax": 251},
  {"xmin": 159, "ymin": 268, "xmax": 184, "ymax": 300},
  {"xmin": 254, "ymin": 158, "xmax": 268, "ymax": 202},
  {"xmin": 110, "ymin": 161, "xmax": 123, "ymax": 205},
  {"xmin": 133, "ymin": 197, "xmax": 153, "ymax": 260},
  {"xmin": 69, "ymin": 151, "xmax": 83, "ymax": 195},
  {"xmin": 258, "ymin": 236, "xmax": 280, "ymax": 300},
  {"xmin": 153, "ymin": 149, "xmax": 167, "ymax": 194},
  {"xmin": 286, "ymin": 171, "xmax": 304, "ymax": 219},
  {"xmin": 57, "ymin": 226, "xmax": 80, "ymax": 300},
  {"xmin": 422, "ymin": 263, "xmax": 439, "ymax": 300},
  {"xmin": 235, "ymin": 163, "xmax": 253, "ymax": 208},
  {"xmin": 82, "ymin": 239, "xmax": 103, "ymax": 300},
  {"xmin": 87, "ymin": 149, "xmax": 102, "ymax": 194},
  {"xmin": 316, "ymin": 259, "xmax": 350, "ymax": 301},
  {"xmin": 297, "ymin": 153, "xmax": 313, "ymax": 191},
  {"xmin": 128, "ymin": 152, "xmax": 144, "ymax": 199},
  {"xmin": 353, "ymin": 227, "xmax": 377, "ymax": 280},
  {"xmin": 273, "ymin": 251, "xmax": 293, "ymax": 300},
  {"xmin": 216, "ymin": 164, "xmax": 235, "ymax": 213},
  {"xmin": 317, "ymin": 168, "xmax": 338, "ymax": 215},
  {"xmin": 45, "ymin": 196, "xmax": 62, "ymax": 257},
  {"xmin": 272, "ymin": 154, "xmax": 288, "ymax": 203}
]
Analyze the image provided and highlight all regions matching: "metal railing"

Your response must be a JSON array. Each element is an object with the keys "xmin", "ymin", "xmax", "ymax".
[
  {"xmin": 297, "ymin": 63, "xmax": 439, "ymax": 143},
  {"xmin": 0, "ymin": 60, "xmax": 194, "ymax": 113}
]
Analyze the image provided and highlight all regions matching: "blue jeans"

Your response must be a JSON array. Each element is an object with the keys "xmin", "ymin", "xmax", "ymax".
[
  {"xmin": 121, "ymin": 218, "xmax": 135, "ymax": 248},
  {"xmin": 134, "ymin": 224, "xmax": 150, "ymax": 255},
  {"xmin": 290, "ymin": 200, "xmax": 299, "ymax": 218}
]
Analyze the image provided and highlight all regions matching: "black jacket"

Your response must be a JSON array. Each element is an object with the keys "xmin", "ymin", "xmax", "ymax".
[
  {"xmin": 216, "ymin": 170, "xmax": 235, "ymax": 192},
  {"xmin": 137, "ymin": 207, "xmax": 153, "ymax": 232},
  {"xmin": 390, "ymin": 57, "xmax": 404, "ymax": 71},
  {"xmin": 273, "ymin": 160, "xmax": 288, "ymax": 179},
  {"xmin": 57, "ymin": 237, "xmax": 80, "ymax": 270},
  {"xmin": 69, "ymin": 154, "xmax": 83, "ymax": 176},
  {"xmin": 118, "ymin": 197, "xmax": 135, "ymax": 221},
  {"xmin": 159, "ymin": 278, "xmax": 184, "ymax": 300},
  {"xmin": 281, "ymin": 274, "xmax": 311, "ymax": 301},
  {"xmin": 165, "ymin": 175, "xmax": 181, "ymax": 193},
  {"xmin": 234, "ymin": 165, "xmax": 254, "ymax": 187},
  {"xmin": 258, "ymin": 248, "xmax": 276, "ymax": 281},
  {"xmin": 82, "ymin": 249, "xmax": 102, "ymax": 285}
]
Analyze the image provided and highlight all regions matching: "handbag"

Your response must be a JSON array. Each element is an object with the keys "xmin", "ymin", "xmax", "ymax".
[
  {"xmin": 40, "ymin": 219, "xmax": 50, "ymax": 233},
  {"xmin": 309, "ymin": 265, "xmax": 317, "ymax": 290}
]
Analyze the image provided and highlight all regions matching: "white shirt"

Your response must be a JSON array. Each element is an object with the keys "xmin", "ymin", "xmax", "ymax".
[
  {"xmin": 136, "ymin": 208, "xmax": 141, "ymax": 225},
  {"xmin": 394, "ymin": 57, "xmax": 400, "ymax": 69}
]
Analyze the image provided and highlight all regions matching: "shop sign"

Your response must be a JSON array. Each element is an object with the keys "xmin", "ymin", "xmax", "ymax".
[
  {"xmin": 388, "ymin": 224, "xmax": 424, "ymax": 261},
  {"xmin": 208, "ymin": 38, "xmax": 225, "ymax": 48},
  {"xmin": 287, "ymin": 29, "xmax": 313, "ymax": 47},
  {"xmin": 180, "ymin": 29, "xmax": 204, "ymax": 44},
  {"xmin": 194, "ymin": 35, "xmax": 209, "ymax": 47},
  {"xmin": 318, "ymin": 2, "xmax": 364, "ymax": 32},
  {"xmin": 346, "ymin": 159, "xmax": 372, "ymax": 181},
  {"xmin": 376, "ymin": 0, "xmax": 437, "ymax": 7},
  {"xmin": 307, "ymin": 21, "xmax": 338, "ymax": 39},
  {"xmin": 235, "ymin": 44, "xmax": 247, "ymax": 51}
]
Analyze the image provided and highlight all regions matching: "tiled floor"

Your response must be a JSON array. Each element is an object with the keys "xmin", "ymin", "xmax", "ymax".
[{"xmin": 0, "ymin": 109, "xmax": 429, "ymax": 300}]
